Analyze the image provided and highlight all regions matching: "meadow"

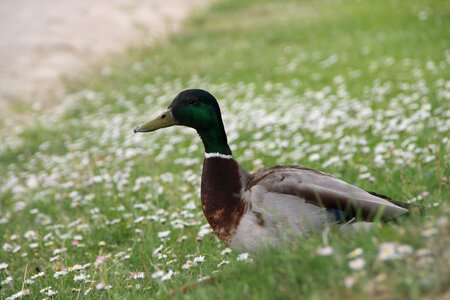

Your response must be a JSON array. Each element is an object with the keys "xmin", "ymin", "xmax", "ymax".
[{"xmin": 0, "ymin": 0, "xmax": 449, "ymax": 299}]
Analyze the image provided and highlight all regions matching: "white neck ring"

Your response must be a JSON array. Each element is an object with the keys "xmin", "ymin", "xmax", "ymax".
[{"xmin": 205, "ymin": 152, "xmax": 233, "ymax": 159}]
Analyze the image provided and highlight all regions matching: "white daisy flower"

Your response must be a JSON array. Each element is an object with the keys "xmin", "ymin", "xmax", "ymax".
[{"xmin": 348, "ymin": 258, "xmax": 365, "ymax": 271}]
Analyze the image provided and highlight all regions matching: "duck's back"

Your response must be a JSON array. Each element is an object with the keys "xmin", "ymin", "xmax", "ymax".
[{"xmin": 246, "ymin": 165, "xmax": 408, "ymax": 221}]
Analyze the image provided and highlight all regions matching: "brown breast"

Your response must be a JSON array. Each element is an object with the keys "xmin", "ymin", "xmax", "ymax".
[{"xmin": 200, "ymin": 157, "xmax": 247, "ymax": 243}]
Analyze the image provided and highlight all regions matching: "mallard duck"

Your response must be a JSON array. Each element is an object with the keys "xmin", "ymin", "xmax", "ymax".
[{"xmin": 134, "ymin": 89, "xmax": 414, "ymax": 252}]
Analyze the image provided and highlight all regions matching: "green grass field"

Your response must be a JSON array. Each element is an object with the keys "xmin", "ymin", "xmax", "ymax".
[{"xmin": 1, "ymin": 0, "xmax": 449, "ymax": 299}]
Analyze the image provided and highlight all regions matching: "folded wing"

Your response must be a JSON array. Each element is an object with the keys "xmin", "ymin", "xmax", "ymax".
[{"xmin": 246, "ymin": 166, "xmax": 409, "ymax": 222}]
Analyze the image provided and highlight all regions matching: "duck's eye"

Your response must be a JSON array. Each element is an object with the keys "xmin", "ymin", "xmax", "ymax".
[{"xmin": 187, "ymin": 98, "xmax": 199, "ymax": 105}]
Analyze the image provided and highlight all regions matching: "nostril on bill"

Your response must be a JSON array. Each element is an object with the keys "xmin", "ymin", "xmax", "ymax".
[{"xmin": 161, "ymin": 113, "xmax": 167, "ymax": 119}]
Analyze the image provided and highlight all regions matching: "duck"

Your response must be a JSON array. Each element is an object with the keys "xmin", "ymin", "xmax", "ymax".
[{"xmin": 134, "ymin": 89, "xmax": 415, "ymax": 252}]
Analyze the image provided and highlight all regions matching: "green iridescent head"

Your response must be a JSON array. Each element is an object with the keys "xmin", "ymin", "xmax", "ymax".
[{"xmin": 134, "ymin": 89, "xmax": 232, "ymax": 155}]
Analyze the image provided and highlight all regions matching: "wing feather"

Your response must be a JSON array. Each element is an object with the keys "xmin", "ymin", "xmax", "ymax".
[{"xmin": 246, "ymin": 166, "xmax": 409, "ymax": 221}]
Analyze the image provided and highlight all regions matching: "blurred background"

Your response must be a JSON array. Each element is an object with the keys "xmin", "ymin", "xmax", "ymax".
[{"xmin": 0, "ymin": 0, "xmax": 206, "ymax": 114}]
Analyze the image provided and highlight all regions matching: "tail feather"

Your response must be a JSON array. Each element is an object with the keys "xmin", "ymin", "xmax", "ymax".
[{"xmin": 367, "ymin": 191, "xmax": 424, "ymax": 215}]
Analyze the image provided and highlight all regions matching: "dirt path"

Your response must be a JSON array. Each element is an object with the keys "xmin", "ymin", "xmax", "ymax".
[{"xmin": 0, "ymin": 0, "xmax": 207, "ymax": 115}]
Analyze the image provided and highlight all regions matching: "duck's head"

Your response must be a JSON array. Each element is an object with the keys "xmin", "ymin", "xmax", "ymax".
[
  {"xmin": 134, "ymin": 89, "xmax": 223, "ymax": 133},
  {"xmin": 134, "ymin": 89, "xmax": 231, "ymax": 155}
]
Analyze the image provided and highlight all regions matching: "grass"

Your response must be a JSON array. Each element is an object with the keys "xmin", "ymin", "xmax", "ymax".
[{"xmin": 1, "ymin": 0, "xmax": 449, "ymax": 299}]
